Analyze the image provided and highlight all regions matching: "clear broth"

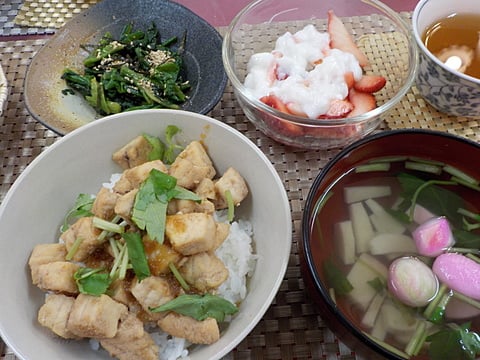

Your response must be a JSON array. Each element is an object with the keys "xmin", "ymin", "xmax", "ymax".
[
  {"xmin": 422, "ymin": 13, "xmax": 480, "ymax": 79},
  {"xmin": 312, "ymin": 158, "xmax": 480, "ymax": 359}
]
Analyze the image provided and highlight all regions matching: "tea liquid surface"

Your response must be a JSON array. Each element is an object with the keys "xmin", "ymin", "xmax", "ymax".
[{"xmin": 422, "ymin": 13, "xmax": 480, "ymax": 79}]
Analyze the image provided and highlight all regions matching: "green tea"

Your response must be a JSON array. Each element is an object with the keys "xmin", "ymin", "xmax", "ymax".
[{"xmin": 422, "ymin": 13, "xmax": 480, "ymax": 79}]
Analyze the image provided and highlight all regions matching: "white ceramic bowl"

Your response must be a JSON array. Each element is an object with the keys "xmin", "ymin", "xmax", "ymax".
[{"xmin": 0, "ymin": 109, "xmax": 292, "ymax": 360}]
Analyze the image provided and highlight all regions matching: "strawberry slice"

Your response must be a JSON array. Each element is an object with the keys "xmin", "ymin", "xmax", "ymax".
[
  {"xmin": 260, "ymin": 94, "xmax": 289, "ymax": 113},
  {"xmin": 348, "ymin": 89, "xmax": 376, "ymax": 117},
  {"xmin": 344, "ymin": 71, "xmax": 355, "ymax": 90},
  {"xmin": 260, "ymin": 95, "xmax": 304, "ymax": 136},
  {"xmin": 320, "ymin": 99, "xmax": 354, "ymax": 119},
  {"xmin": 327, "ymin": 10, "xmax": 370, "ymax": 67},
  {"xmin": 353, "ymin": 75, "xmax": 386, "ymax": 93}
]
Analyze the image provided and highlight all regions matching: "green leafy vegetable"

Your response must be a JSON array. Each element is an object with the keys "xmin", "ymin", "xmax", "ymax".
[
  {"xmin": 396, "ymin": 173, "xmax": 464, "ymax": 226},
  {"xmin": 427, "ymin": 323, "xmax": 480, "ymax": 360},
  {"xmin": 143, "ymin": 133, "xmax": 165, "ymax": 162},
  {"xmin": 132, "ymin": 169, "xmax": 200, "ymax": 242},
  {"xmin": 123, "ymin": 232, "xmax": 151, "ymax": 281},
  {"xmin": 61, "ymin": 22, "xmax": 190, "ymax": 115},
  {"xmin": 323, "ymin": 259, "xmax": 353, "ymax": 296},
  {"xmin": 74, "ymin": 267, "xmax": 112, "ymax": 296},
  {"xmin": 163, "ymin": 125, "xmax": 183, "ymax": 164},
  {"xmin": 367, "ymin": 277, "xmax": 386, "ymax": 293},
  {"xmin": 61, "ymin": 193, "xmax": 94, "ymax": 232},
  {"xmin": 150, "ymin": 293, "xmax": 238, "ymax": 322}
]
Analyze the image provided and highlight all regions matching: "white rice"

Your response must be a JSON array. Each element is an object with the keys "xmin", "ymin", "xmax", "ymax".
[{"xmin": 153, "ymin": 213, "xmax": 257, "ymax": 359}]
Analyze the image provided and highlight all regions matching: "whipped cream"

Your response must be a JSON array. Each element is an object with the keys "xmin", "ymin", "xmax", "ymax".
[{"xmin": 244, "ymin": 24, "xmax": 363, "ymax": 118}]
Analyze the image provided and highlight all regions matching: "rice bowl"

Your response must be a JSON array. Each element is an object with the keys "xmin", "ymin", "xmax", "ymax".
[{"xmin": 0, "ymin": 109, "xmax": 292, "ymax": 360}]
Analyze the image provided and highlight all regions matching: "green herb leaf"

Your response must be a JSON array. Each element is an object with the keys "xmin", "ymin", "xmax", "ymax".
[
  {"xmin": 427, "ymin": 323, "xmax": 480, "ymax": 360},
  {"xmin": 61, "ymin": 193, "xmax": 94, "ymax": 232},
  {"xmin": 367, "ymin": 277, "xmax": 386, "ymax": 293},
  {"xmin": 163, "ymin": 125, "xmax": 183, "ymax": 165},
  {"xmin": 143, "ymin": 133, "xmax": 165, "ymax": 162},
  {"xmin": 323, "ymin": 259, "xmax": 353, "ymax": 296},
  {"xmin": 132, "ymin": 169, "xmax": 198, "ymax": 243},
  {"xmin": 123, "ymin": 232, "xmax": 151, "ymax": 281},
  {"xmin": 397, "ymin": 173, "xmax": 464, "ymax": 227},
  {"xmin": 74, "ymin": 267, "xmax": 112, "ymax": 296},
  {"xmin": 150, "ymin": 293, "xmax": 238, "ymax": 322}
]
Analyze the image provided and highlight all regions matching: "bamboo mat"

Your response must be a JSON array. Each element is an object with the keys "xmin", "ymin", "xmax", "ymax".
[{"xmin": 2, "ymin": 7, "xmax": 480, "ymax": 360}]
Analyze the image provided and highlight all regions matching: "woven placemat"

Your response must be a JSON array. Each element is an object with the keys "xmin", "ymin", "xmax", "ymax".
[
  {"xmin": 13, "ymin": 0, "xmax": 99, "ymax": 29},
  {"xmin": 0, "ymin": 37, "xmax": 361, "ymax": 360},
  {"xmin": 1, "ymin": 16, "xmax": 480, "ymax": 360}
]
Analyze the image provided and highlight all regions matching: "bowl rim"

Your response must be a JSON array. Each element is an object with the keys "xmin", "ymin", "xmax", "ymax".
[
  {"xmin": 300, "ymin": 128, "xmax": 480, "ymax": 359},
  {"xmin": 412, "ymin": 0, "xmax": 480, "ymax": 85},
  {"xmin": 0, "ymin": 109, "xmax": 292, "ymax": 360},
  {"xmin": 222, "ymin": 0, "xmax": 419, "ymax": 126}
]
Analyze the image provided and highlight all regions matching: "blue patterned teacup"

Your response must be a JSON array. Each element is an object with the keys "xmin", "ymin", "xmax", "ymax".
[{"xmin": 412, "ymin": 0, "xmax": 480, "ymax": 117}]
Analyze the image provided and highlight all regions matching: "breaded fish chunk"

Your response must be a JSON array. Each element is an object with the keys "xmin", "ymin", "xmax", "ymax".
[
  {"xmin": 169, "ymin": 141, "xmax": 216, "ymax": 189},
  {"xmin": 60, "ymin": 216, "xmax": 102, "ymax": 262},
  {"xmin": 28, "ymin": 243, "xmax": 67, "ymax": 284},
  {"xmin": 157, "ymin": 312, "xmax": 220, "ymax": 345},
  {"xmin": 179, "ymin": 252, "xmax": 228, "ymax": 292},
  {"xmin": 130, "ymin": 276, "xmax": 177, "ymax": 321},
  {"xmin": 34, "ymin": 261, "xmax": 80, "ymax": 294},
  {"xmin": 67, "ymin": 294, "xmax": 128, "ymax": 339},
  {"xmin": 101, "ymin": 312, "xmax": 159, "ymax": 360},
  {"xmin": 113, "ymin": 160, "xmax": 167, "ymax": 194},
  {"xmin": 112, "ymin": 135, "xmax": 154, "ymax": 170},
  {"xmin": 214, "ymin": 167, "xmax": 249, "ymax": 209},
  {"xmin": 165, "ymin": 212, "xmax": 217, "ymax": 255},
  {"xmin": 92, "ymin": 186, "xmax": 119, "ymax": 220},
  {"xmin": 38, "ymin": 294, "xmax": 80, "ymax": 339}
]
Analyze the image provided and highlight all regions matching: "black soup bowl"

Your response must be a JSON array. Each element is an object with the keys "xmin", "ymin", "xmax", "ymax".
[{"xmin": 300, "ymin": 129, "xmax": 480, "ymax": 360}]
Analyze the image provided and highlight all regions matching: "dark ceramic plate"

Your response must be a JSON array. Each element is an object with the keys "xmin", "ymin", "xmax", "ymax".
[{"xmin": 24, "ymin": 0, "xmax": 227, "ymax": 135}]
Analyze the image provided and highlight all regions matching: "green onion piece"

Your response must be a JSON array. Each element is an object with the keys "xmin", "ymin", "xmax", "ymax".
[
  {"xmin": 92, "ymin": 216, "xmax": 125, "ymax": 234},
  {"xmin": 225, "ymin": 190, "xmax": 235, "ymax": 222},
  {"xmin": 355, "ymin": 163, "xmax": 390, "ymax": 173},
  {"xmin": 118, "ymin": 246, "xmax": 130, "ymax": 280},
  {"xmin": 109, "ymin": 238, "xmax": 120, "ymax": 259},
  {"xmin": 368, "ymin": 156, "xmax": 407, "ymax": 163},
  {"xmin": 448, "ymin": 247, "xmax": 480, "ymax": 256},
  {"xmin": 405, "ymin": 161, "xmax": 442, "ymax": 175},
  {"xmin": 424, "ymin": 283, "xmax": 449, "ymax": 320},
  {"xmin": 110, "ymin": 242, "xmax": 127, "ymax": 279},
  {"xmin": 405, "ymin": 320, "xmax": 427, "ymax": 356},
  {"xmin": 408, "ymin": 157, "xmax": 445, "ymax": 166},
  {"xmin": 451, "ymin": 176, "xmax": 480, "ymax": 192},
  {"xmin": 168, "ymin": 262, "xmax": 190, "ymax": 291},
  {"xmin": 452, "ymin": 291, "xmax": 480, "ymax": 310},
  {"xmin": 458, "ymin": 208, "xmax": 480, "ymax": 222},
  {"xmin": 466, "ymin": 253, "xmax": 480, "ymax": 264},
  {"xmin": 65, "ymin": 237, "xmax": 84, "ymax": 261},
  {"xmin": 443, "ymin": 165, "xmax": 479, "ymax": 186}
]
